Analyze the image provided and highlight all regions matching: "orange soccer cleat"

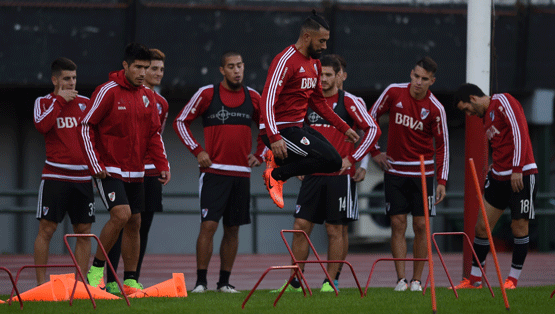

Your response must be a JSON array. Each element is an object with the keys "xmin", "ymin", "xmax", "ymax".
[
  {"xmin": 263, "ymin": 168, "xmax": 284, "ymax": 209},
  {"xmin": 503, "ymin": 278, "xmax": 516, "ymax": 290},
  {"xmin": 449, "ymin": 278, "xmax": 482, "ymax": 289},
  {"xmin": 264, "ymin": 149, "xmax": 278, "ymax": 169}
]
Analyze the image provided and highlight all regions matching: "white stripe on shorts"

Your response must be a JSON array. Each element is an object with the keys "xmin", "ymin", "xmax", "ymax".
[
  {"xmin": 36, "ymin": 180, "xmax": 45, "ymax": 219},
  {"xmin": 95, "ymin": 178, "xmax": 109, "ymax": 209}
]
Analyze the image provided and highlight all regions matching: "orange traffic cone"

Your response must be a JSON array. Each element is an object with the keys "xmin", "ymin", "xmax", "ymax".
[
  {"xmin": 9, "ymin": 274, "xmax": 69, "ymax": 302},
  {"xmin": 54, "ymin": 272, "xmax": 120, "ymax": 300},
  {"xmin": 128, "ymin": 273, "xmax": 187, "ymax": 298}
]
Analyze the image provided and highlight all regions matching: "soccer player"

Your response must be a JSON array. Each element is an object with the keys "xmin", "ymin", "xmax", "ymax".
[
  {"xmin": 33, "ymin": 57, "xmax": 95, "ymax": 285},
  {"xmin": 79, "ymin": 43, "xmax": 170, "ymax": 295},
  {"xmin": 105, "ymin": 48, "xmax": 170, "ymax": 294},
  {"xmin": 271, "ymin": 55, "xmax": 381, "ymax": 293},
  {"xmin": 452, "ymin": 83, "xmax": 537, "ymax": 289},
  {"xmin": 260, "ymin": 10, "xmax": 359, "ymax": 209},
  {"xmin": 173, "ymin": 51, "xmax": 264, "ymax": 293},
  {"xmin": 369, "ymin": 57, "xmax": 449, "ymax": 292}
]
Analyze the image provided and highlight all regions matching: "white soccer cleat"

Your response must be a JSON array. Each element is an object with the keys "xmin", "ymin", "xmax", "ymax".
[
  {"xmin": 217, "ymin": 284, "xmax": 240, "ymax": 293},
  {"xmin": 394, "ymin": 278, "xmax": 408, "ymax": 291},
  {"xmin": 191, "ymin": 284, "xmax": 208, "ymax": 293},
  {"xmin": 410, "ymin": 280, "xmax": 422, "ymax": 291}
]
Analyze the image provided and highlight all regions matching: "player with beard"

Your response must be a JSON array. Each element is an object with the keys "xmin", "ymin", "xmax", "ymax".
[
  {"xmin": 271, "ymin": 55, "xmax": 381, "ymax": 293},
  {"xmin": 260, "ymin": 10, "xmax": 359, "ymax": 209},
  {"xmin": 174, "ymin": 51, "xmax": 264, "ymax": 293}
]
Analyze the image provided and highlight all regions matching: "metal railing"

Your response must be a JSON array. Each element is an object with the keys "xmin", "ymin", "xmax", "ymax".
[{"xmin": 1, "ymin": 190, "xmax": 554, "ymax": 253}]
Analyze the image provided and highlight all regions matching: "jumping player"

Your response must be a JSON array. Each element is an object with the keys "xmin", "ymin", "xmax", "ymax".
[{"xmin": 260, "ymin": 10, "xmax": 359, "ymax": 209}]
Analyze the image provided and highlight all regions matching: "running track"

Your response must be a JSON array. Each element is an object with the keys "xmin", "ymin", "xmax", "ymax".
[{"xmin": 1, "ymin": 253, "xmax": 553, "ymax": 294}]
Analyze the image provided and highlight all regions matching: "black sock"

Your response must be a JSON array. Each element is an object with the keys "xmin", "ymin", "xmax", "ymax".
[
  {"xmin": 196, "ymin": 269, "xmax": 208, "ymax": 286},
  {"xmin": 123, "ymin": 271, "xmax": 137, "ymax": 281},
  {"xmin": 290, "ymin": 277, "xmax": 301, "ymax": 288},
  {"xmin": 92, "ymin": 258, "xmax": 105, "ymax": 268},
  {"xmin": 218, "ymin": 270, "xmax": 231, "ymax": 285},
  {"xmin": 335, "ymin": 272, "xmax": 341, "ymax": 281},
  {"xmin": 512, "ymin": 235, "xmax": 529, "ymax": 270},
  {"xmin": 472, "ymin": 236, "xmax": 490, "ymax": 267}
]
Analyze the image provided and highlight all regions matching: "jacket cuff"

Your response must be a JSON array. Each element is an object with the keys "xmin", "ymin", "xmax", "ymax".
[{"xmin": 269, "ymin": 133, "xmax": 282, "ymax": 143}]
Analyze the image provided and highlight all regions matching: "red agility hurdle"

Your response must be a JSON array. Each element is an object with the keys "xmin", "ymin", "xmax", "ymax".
[
  {"xmin": 423, "ymin": 232, "xmax": 494, "ymax": 299},
  {"xmin": 1, "ymin": 266, "xmax": 23, "ymax": 309},
  {"xmin": 280, "ymin": 230, "xmax": 363, "ymax": 297},
  {"xmin": 9, "ymin": 233, "xmax": 130, "ymax": 309},
  {"xmin": 242, "ymin": 265, "xmax": 308, "ymax": 308}
]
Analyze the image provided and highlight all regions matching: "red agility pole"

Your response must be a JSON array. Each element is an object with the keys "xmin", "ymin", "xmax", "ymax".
[
  {"xmin": 469, "ymin": 158, "xmax": 510, "ymax": 310},
  {"xmin": 424, "ymin": 232, "xmax": 494, "ymax": 298},
  {"xmin": 63, "ymin": 234, "xmax": 131, "ymax": 307},
  {"xmin": 242, "ymin": 265, "xmax": 308, "ymax": 309},
  {"xmin": 420, "ymin": 155, "xmax": 437, "ymax": 314},
  {"xmin": 280, "ymin": 230, "xmax": 364, "ymax": 297},
  {"xmin": 1, "ymin": 266, "xmax": 23, "ymax": 309}
]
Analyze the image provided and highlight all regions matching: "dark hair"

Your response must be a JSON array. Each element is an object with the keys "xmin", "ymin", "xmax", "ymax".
[
  {"xmin": 220, "ymin": 50, "xmax": 242, "ymax": 67},
  {"xmin": 329, "ymin": 54, "xmax": 347, "ymax": 71},
  {"xmin": 301, "ymin": 9, "xmax": 330, "ymax": 33},
  {"xmin": 416, "ymin": 56, "xmax": 438, "ymax": 75},
  {"xmin": 149, "ymin": 48, "xmax": 165, "ymax": 62},
  {"xmin": 320, "ymin": 55, "xmax": 341, "ymax": 74},
  {"xmin": 124, "ymin": 42, "xmax": 151, "ymax": 65},
  {"xmin": 453, "ymin": 83, "xmax": 486, "ymax": 106},
  {"xmin": 51, "ymin": 57, "xmax": 76, "ymax": 77}
]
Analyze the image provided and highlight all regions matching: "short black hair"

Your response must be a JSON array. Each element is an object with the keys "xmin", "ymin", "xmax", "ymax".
[
  {"xmin": 124, "ymin": 42, "xmax": 151, "ymax": 65},
  {"xmin": 453, "ymin": 83, "xmax": 486, "ymax": 106},
  {"xmin": 320, "ymin": 55, "xmax": 341, "ymax": 74},
  {"xmin": 416, "ymin": 56, "xmax": 438, "ymax": 75},
  {"xmin": 220, "ymin": 50, "xmax": 242, "ymax": 67},
  {"xmin": 301, "ymin": 9, "xmax": 330, "ymax": 33},
  {"xmin": 51, "ymin": 57, "xmax": 76, "ymax": 77},
  {"xmin": 329, "ymin": 54, "xmax": 347, "ymax": 71}
]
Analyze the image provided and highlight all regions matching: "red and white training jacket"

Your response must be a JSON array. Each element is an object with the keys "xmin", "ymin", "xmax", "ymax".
[
  {"xmin": 308, "ymin": 90, "xmax": 381, "ymax": 177},
  {"xmin": 34, "ymin": 93, "xmax": 92, "ymax": 182},
  {"xmin": 369, "ymin": 83, "xmax": 449, "ymax": 185},
  {"xmin": 260, "ymin": 45, "xmax": 350, "ymax": 143},
  {"xmin": 79, "ymin": 70, "xmax": 169, "ymax": 182},
  {"xmin": 144, "ymin": 88, "xmax": 169, "ymax": 177},
  {"xmin": 485, "ymin": 93, "xmax": 537, "ymax": 181},
  {"xmin": 173, "ymin": 83, "xmax": 264, "ymax": 178}
]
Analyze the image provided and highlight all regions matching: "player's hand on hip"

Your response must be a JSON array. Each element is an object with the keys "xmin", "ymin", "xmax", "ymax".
[
  {"xmin": 435, "ymin": 184, "xmax": 446, "ymax": 205},
  {"xmin": 344, "ymin": 128, "xmax": 359, "ymax": 143},
  {"xmin": 159, "ymin": 171, "xmax": 171, "ymax": 185},
  {"xmin": 339, "ymin": 157, "xmax": 352, "ymax": 175},
  {"xmin": 197, "ymin": 151, "xmax": 212, "ymax": 168},
  {"xmin": 93, "ymin": 170, "xmax": 109, "ymax": 179},
  {"xmin": 247, "ymin": 154, "xmax": 261, "ymax": 167},
  {"xmin": 271, "ymin": 139, "xmax": 287, "ymax": 160},
  {"xmin": 353, "ymin": 167, "xmax": 366, "ymax": 182},
  {"xmin": 511, "ymin": 172, "xmax": 524, "ymax": 192},
  {"xmin": 372, "ymin": 152, "xmax": 394, "ymax": 171}
]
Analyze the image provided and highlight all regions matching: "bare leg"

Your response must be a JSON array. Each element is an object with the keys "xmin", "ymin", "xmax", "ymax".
[
  {"xmin": 196, "ymin": 221, "xmax": 219, "ymax": 270},
  {"xmin": 290, "ymin": 218, "xmax": 315, "ymax": 275},
  {"xmin": 72, "ymin": 223, "xmax": 92, "ymax": 281},
  {"xmin": 34, "ymin": 219, "xmax": 58, "ymax": 285},
  {"xmin": 121, "ymin": 212, "xmax": 141, "ymax": 272},
  {"xmin": 475, "ymin": 199, "xmax": 504, "ymax": 238},
  {"xmin": 390, "ymin": 214, "xmax": 408, "ymax": 280},
  {"xmin": 94, "ymin": 205, "xmax": 131, "ymax": 261},
  {"xmin": 324, "ymin": 223, "xmax": 343, "ymax": 280},
  {"xmin": 220, "ymin": 225, "xmax": 239, "ymax": 272},
  {"xmin": 412, "ymin": 216, "xmax": 427, "ymax": 281}
]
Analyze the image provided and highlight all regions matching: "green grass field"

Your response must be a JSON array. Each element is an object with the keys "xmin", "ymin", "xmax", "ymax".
[{"xmin": 2, "ymin": 286, "xmax": 555, "ymax": 314}]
